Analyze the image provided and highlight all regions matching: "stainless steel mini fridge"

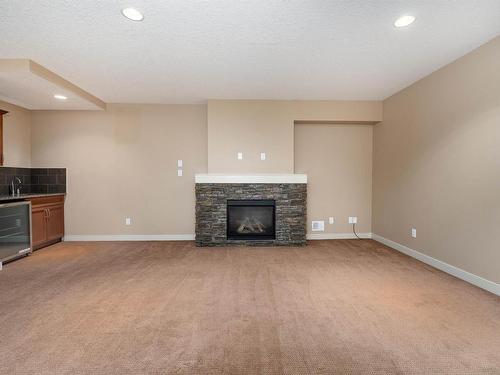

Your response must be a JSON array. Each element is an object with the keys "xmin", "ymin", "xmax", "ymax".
[{"xmin": 0, "ymin": 201, "xmax": 32, "ymax": 266}]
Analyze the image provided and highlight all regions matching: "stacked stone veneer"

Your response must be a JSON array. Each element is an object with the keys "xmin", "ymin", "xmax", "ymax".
[{"xmin": 195, "ymin": 183, "xmax": 307, "ymax": 246}]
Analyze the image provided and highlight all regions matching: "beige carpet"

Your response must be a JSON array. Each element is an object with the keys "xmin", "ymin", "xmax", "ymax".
[{"xmin": 0, "ymin": 240, "xmax": 498, "ymax": 374}]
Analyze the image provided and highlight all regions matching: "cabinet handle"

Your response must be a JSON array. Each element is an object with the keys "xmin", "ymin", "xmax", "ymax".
[{"xmin": 48, "ymin": 208, "xmax": 51, "ymax": 218}]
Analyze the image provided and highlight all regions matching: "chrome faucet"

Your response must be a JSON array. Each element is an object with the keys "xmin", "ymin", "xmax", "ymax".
[{"xmin": 11, "ymin": 177, "xmax": 22, "ymax": 197}]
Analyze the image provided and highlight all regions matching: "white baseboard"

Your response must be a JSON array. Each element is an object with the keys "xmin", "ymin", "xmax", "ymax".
[
  {"xmin": 307, "ymin": 232, "xmax": 372, "ymax": 240},
  {"xmin": 64, "ymin": 234, "xmax": 195, "ymax": 242},
  {"xmin": 372, "ymin": 234, "xmax": 500, "ymax": 296},
  {"xmin": 66, "ymin": 233, "xmax": 372, "ymax": 242}
]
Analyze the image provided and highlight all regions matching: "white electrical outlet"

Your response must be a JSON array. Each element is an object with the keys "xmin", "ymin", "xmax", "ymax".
[
  {"xmin": 349, "ymin": 216, "xmax": 358, "ymax": 224},
  {"xmin": 311, "ymin": 220, "xmax": 325, "ymax": 231},
  {"xmin": 125, "ymin": 217, "xmax": 132, "ymax": 226},
  {"xmin": 329, "ymin": 217, "xmax": 335, "ymax": 224},
  {"xmin": 177, "ymin": 159, "xmax": 183, "ymax": 168},
  {"xmin": 177, "ymin": 169, "xmax": 183, "ymax": 177},
  {"xmin": 411, "ymin": 228, "xmax": 417, "ymax": 238},
  {"xmin": 260, "ymin": 152, "xmax": 266, "ymax": 161},
  {"xmin": 237, "ymin": 152, "xmax": 243, "ymax": 160}
]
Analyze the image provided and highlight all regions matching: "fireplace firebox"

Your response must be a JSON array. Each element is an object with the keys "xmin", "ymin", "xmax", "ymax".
[{"xmin": 227, "ymin": 200, "xmax": 276, "ymax": 240}]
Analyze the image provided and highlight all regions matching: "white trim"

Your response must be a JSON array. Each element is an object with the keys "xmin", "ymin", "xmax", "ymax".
[
  {"xmin": 64, "ymin": 234, "xmax": 195, "ymax": 242},
  {"xmin": 195, "ymin": 173, "xmax": 307, "ymax": 184},
  {"xmin": 307, "ymin": 232, "xmax": 372, "ymax": 240},
  {"xmin": 372, "ymin": 234, "xmax": 500, "ymax": 296},
  {"xmin": 66, "ymin": 233, "xmax": 372, "ymax": 242},
  {"xmin": 64, "ymin": 233, "xmax": 372, "ymax": 242}
]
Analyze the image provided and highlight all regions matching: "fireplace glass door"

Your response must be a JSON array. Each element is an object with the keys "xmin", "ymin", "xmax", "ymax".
[{"xmin": 227, "ymin": 200, "xmax": 276, "ymax": 240}]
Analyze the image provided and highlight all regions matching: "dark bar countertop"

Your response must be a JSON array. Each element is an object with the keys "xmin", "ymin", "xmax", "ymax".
[{"xmin": 0, "ymin": 193, "xmax": 66, "ymax": 203}]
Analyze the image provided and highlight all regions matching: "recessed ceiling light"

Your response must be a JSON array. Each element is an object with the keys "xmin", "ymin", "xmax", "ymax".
[
  {"xmin": 394, "ymin": 15, "xmax": 416, "ymax": 28},
  {"xmin": 121, "ymin": 7, "xmax": 144, "ymax": 21},
  {"xmin": 54, "ymin": 94, "xmax": 67, "ymax": 100}
]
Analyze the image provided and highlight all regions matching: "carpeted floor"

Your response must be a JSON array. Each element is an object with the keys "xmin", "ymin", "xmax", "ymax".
[{"xmin": 0, "ymin": 240, "xmax": 499, "ymax": 374}]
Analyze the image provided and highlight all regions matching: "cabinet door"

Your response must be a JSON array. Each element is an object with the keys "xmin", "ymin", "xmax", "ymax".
[
  {"xmin": 31, "ymin": 207, "xmax": 47, "ymax": 247},
  {"xmin": 46, "ymin": 204, "xmax": 64, "ymax": 241}
]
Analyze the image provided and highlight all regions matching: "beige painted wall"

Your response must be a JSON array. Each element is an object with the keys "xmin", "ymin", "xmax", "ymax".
[
  {"xmin": 373, "ymin": 36, "xmax": 500, "ymax": 283},
  {"xmin": 208, "ymin": 100, "xmax": 381, "ymax": 173},
  {"xmin": 29, "ymin": 100, "xmax": 378, "ymax": 238},
  {"xmin": 0, "ymin": 100, "xmax": 31, "ymax": 167},
  {"xmin": 295, "ymin": 123, "xmax": 372, "ymax": 235},
  {"xmin": 31, "ymin": 104, "xmax": 207, "ymax": 236}
]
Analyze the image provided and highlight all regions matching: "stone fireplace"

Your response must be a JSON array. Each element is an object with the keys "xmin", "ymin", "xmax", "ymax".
[{"xmin": 195, "ymin": 174, "xmax": 307, "ymax": 246}]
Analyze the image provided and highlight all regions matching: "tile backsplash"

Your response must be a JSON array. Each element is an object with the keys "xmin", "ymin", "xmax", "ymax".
[{"xmin": 0, "ymin": 167, "xmax": 66, "ymax": 196}]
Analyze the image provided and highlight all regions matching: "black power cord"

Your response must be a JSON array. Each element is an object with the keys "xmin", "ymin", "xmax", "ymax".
[{"xmin": 352, "ymin": 223, "xmax": 362, "ymax": 239}]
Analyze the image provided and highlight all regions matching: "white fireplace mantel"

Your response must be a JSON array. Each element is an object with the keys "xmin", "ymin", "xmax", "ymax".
[{"xmin": 195, "ymin": 174, "xmax": 307, "ymax": 184}]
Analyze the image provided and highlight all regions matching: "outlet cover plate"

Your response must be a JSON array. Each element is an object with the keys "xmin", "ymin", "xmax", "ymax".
[
  {"xmin": 411, "ymin": 228, "xmax": 417, "ymax": 238},
  {"xmin": 125, "ymin": 217, "xmax": 132, "ymax": 226},
  {"xmin": 349, "ymin": 216, "xmax": 358, "ymax": 224}
]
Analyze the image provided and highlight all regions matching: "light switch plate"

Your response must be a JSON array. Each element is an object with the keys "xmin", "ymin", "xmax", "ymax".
[
  {"xmin": 177, "ymin": 169, "xmax": 183, "ymax": 177},
  {"xmin": 311, "ymin": 220, "xmax": 325, "ymax": 231},
  {"xmin": 237, "ymin": 152, "xmax": 243, "ymax": 160},
  {"xmin": 177, "ymin": 159, "xmax": 183, "ymax": 168},
  {"xmin": 329, "ymin": 217, "xmax": 334, "ymax": 224},
  {"xmin": 260, "ymin": 152, "xmax": 266, "ymax": 161},
  {"xmin": 411, "ymin": 228, "xmax": 417, "ymax": 238}
]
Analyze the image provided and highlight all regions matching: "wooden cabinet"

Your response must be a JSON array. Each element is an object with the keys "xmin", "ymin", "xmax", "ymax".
[
  {"xmin": 31, "ymin": 206, "xmax": 48, "ymax": 248},
  {"xmin": 46, "ymin": 204, "xmax": 64, "ymax": 241},
  {"xmin": 0, "ymin": 109, "xmax": 7, "ymax": 166},
  {"xmin": 28, "ymin": 195, "xmax": 65, "ymax": 250}
]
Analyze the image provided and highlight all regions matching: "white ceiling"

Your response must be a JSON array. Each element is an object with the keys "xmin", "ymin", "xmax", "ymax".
[
  {"xmin": 1, "ymin": 0, "xmax": 499, "ymax": 104},
  {"xmin": 0, "ymin": 70, "xmax": 102, "ymax": 110},
  {"xmin": 0, "ymin": 59, "xmax": 105, "ymax": 110}
]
